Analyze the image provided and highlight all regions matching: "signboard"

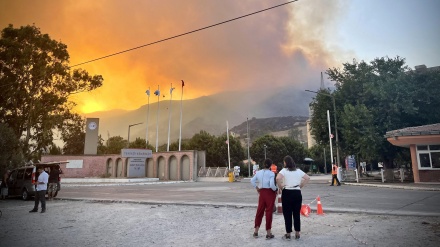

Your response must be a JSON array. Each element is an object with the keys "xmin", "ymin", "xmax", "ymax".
[
  {"xmin": 127, "ymin": 157, "xmax": 145, "ymax": 177},
  {"xmin": 345, "ymin": 155, "xmax": 356, "ymax": 170},
  {"xmin": 121, "ymin": 149, "xmax": 152, "ymax": 158},
  {"xmin": 66, "ymin": 160, "xmax": 83, "ymax": 168},
  {"xmin": 253, "ymin": 164, "xmax": 259, "ymax": 175}
]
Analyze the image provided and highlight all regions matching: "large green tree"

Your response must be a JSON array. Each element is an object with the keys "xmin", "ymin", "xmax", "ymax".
[
  {"xmin": 0, "ymin": 24, "xmax": 103, "ymax": 161},
  {"xmin": 250, "ymin": 135, "xmax": 287, "ymax": 167},
  {"xmin": 106, "ymin": 136, "xmax": 126, "ymax": 154},
  {"xmin": 0, "ymin": 123, "xmax": 22, "ymax": 172},
  {"xmin": 211, "ymin": 134, "xmax": 245, "ymax": 167},
  {"xmin": 61, "ymin": 114, "xmax": 85, "ymax": 155},
  {"xmin": 310, "ymin": 57, "xmax": 440, "ymax": 169}
]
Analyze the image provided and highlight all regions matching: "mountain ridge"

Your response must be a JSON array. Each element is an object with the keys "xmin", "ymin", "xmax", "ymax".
[{"xmin": 84, "ymin": 86, "xmax": 313, "ymax": 144}]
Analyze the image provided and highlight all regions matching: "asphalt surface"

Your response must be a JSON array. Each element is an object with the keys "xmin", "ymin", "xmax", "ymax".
[{"xmin": 1, "ymin": 175, "xmax": 439, "ymax": 247}]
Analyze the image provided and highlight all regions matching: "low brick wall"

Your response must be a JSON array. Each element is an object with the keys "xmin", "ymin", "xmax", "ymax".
[{"xmin": 419, "ymin": 170, "xmax": 440, "ymax": 182}]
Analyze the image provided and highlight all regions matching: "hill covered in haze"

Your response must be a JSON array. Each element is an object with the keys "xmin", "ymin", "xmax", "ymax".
[{"xmin": 84, "ymin": 86, "xmax": 313, "ymax": 144}]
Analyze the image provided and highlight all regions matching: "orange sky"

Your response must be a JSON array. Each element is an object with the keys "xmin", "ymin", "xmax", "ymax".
[{"xmin": 0, "ymin": 0, "xmax": 346, "ymax": 114}]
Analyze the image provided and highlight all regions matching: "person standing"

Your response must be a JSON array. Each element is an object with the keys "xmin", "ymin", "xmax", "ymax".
[
  {"xmin": 330, "ymin": 163, "xmax": 341, "ymax": 186},
  {"xmin": 48, "ymin": 166, "xmax": 60, "ymax": 200},
  {"xmin": 1, "ymin": 170, "xmax": 10, "ymax": 200},
  {"xmin": 250, "ymin": 158, "xmax": 277, "ymax": 240},
  {"xmin": 270, "ymin": 163, "xmax": 278, "ymax": 212},
  {"xmin": 276, "ymin": 155, "xmax": 310, "ymax": 241},
  {"xmin": 29, "ymin": 167, "xmax": 49, "ymax": 213}
]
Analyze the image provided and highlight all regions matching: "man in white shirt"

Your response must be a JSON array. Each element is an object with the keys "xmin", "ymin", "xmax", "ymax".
[{"xmin": 29, "ymin": 167, "xmax": 49, "ymax": 213}]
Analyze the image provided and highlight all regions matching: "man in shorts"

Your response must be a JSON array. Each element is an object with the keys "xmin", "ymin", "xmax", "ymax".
[{"xmin": 48, "ymin": 166, "xmax": 60, "ymax": 200}]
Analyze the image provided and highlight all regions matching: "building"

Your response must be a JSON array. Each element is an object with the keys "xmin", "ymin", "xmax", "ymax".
[{"xmin": 385, "ymin": 123, "xmax": 440, "ymax": 183}]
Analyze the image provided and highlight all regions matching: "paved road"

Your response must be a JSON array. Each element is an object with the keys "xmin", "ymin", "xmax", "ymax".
[
  {"xmin": 54, "ymin": 180, "xmax": 440, "ymax": 216},
  {"xmin": 2, "ymin": 180, "xmax": 440, "ymax": 247}
]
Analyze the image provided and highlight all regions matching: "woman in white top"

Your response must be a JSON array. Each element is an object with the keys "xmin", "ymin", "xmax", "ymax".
[{"xmin": 276, "ymin": 155, "xmax": 310, "ymax": 241}]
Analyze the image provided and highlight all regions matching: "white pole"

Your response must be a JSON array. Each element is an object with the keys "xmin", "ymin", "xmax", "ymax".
[
  {"xmin": 145, "ymin": 87, "xmax": 150, "ymax": 147},
  {"xmin": 155, "ymin": 85, "xmax": 160, "ymax": 152},
  {"xmin": 167, "ymin": 84, "xmax": 174, "ymax": 152},
  {"xmin": 327, "ymin": 110, "xmax": 334, "ymax": 165},
  {"xmin": 226, "ymin": 121, "xmax": 231, "ymax": 170},
  {"xmin": 178, "ymin": 80, "xmax": 184, "ymax": 151},
  {"xmin": 247, "ymin": 117, "xmax": 250, "ymax": 177}
]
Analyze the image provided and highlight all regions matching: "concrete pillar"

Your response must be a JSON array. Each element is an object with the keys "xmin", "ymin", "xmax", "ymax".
[{"xmin": 410, "ymin": 144, "xmax": 420, "ymax": 183}]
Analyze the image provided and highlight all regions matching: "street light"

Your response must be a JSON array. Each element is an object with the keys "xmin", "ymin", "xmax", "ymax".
[
  {"xmin": 305, "ymin": 89, "xmax": 341, "ymax": 168},
  {"xmin": 263, "ymin": 144, "xmax": 267, "ymax": 160},
  {"xmin": 145, "ymin": 88, "xmax": 150, "ymax": 146},
  {"xmin": 127, "ymin": 122, "xmax": 143, "ymax": 148}
]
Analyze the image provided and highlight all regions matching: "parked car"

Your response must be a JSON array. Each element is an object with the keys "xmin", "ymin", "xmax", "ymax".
[{"xmin": 7, "ymin": 161, "xmax": 67, "ymax": 200}]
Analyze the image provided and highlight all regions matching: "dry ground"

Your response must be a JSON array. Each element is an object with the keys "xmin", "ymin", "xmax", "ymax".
[{"xmin": 1, "ymin": 200, "xmax": 439, "ymax": 247}]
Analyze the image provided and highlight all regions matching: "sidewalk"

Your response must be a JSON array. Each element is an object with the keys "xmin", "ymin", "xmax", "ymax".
[{"xmin": 61, "ymin": 174, "xmax": 440, "ymax": 191}]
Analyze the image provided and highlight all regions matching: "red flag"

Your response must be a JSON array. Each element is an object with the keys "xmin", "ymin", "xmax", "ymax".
[{"xmin": 181, "ymin": 80, "xmax": 185, "ymax": 87}]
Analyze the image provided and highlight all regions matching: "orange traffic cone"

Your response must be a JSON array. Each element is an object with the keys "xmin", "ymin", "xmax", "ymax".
[
  {"xmin": 301, "ymin": 204, "xmax": 311, "ymax": 217},
  {"xmin": 277, "ymin": 192, "xmax": 283, "ymax": 214},
  {"xmin": 316, "ymin": 196, "xmax": 325, "ymax": 215}
]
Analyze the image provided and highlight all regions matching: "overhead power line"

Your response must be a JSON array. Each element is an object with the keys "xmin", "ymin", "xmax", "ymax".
[{"xmin": 70, "ymin": 0, "xmax": 298, "ymax": 68}]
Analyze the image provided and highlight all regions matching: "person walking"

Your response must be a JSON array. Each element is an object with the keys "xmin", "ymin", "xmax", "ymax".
[
  {"xmin": 29, "ymin": 167, "xmax": 49, "ymax": 213},
  {"xmin": 276, "ymin": 155, "xmax": 310, "ymax": 241},
  {"xmin": 330, "ymin": 163, "xmax": 341, "ymax": 186},
  {"xmin": 250, "ymin": 158, "xmax": 277, "ymax": 240}
]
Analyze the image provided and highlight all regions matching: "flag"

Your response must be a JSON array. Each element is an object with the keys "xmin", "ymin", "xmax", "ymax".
[
  {"xmin": 170, "ymin": 87, "xmax": 175, "ymax": 94},
  {"xmin": 154, "ymin": 90, "xmax": 160, "ymax": 96},
  {"xmin": 145, "ymin": 89, "xmax": 150, "ymax": 96},
  {"xmin": 181, "ymin": 80, "xmax": 185, "ymax": 87}
]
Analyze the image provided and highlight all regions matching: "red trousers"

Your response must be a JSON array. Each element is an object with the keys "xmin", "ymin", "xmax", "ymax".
[{"xmin": 254, "ymin": 188, "xmax": 277, "ymax": 230}]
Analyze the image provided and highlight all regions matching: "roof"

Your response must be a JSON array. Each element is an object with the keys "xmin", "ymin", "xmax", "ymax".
[{"xmin": 385, "ymin": 123, "xmax": 440, "ymax": 138}]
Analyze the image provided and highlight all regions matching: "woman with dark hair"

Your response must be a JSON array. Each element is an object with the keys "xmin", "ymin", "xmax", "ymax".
[
  {"xmin": 276, "ymin": 155, "xmax": 310, "ymax": 241},
  {"xmin": 250, "ymin": 158, "xmax": 277, "ymax": 240}
]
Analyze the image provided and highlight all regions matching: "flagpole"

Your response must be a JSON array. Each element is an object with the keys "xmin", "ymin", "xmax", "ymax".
[
  {"xmin": 327, "ymin": 110, "xmax": 334, "ymax": 165},
  {"xmin": 178, "ymin": 80, "xmax": 184, "ymax": 151},
  {"xmin": 227, "ymin": 120, "xmax": 231, "ymax": 170},
  {"xmin": 145, "ymin": 87, "xmax": 150, "ymax": 147},
  {"xmin": 155, "ymin": 85, "xmax": 160, "ymax": 152},
  {"xmin": 167, "ymin": 83, "xmax": 174, "ymax": 152}
]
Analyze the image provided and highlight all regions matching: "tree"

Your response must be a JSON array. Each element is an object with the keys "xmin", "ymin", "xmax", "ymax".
[
  {"xmin": 61, "ymin": 114, "xmax": 85, "ymax": 155},
  {"xmin": 278, "ymin": 136, "xmax": 308, "ymax": 165},
  {"xmin": 187, "ymin": 130, "xmax": 216, "ymax": 165},
  {"xmin": 211, "ymin": 134, "xmax": 245, "ymax": 167},
  {"xmin": 250, "ymin": 135, "xmax": 287, "ymax": 167},
  {"xmin": 0, "ymin": 123, "xmax": 23, "ymax": 172},
  {"xmin": 129, "ymin": 137, "xmax": 147, "ymax": 149},
  {"xmin": 310, "ymin": 57, "xmax": 440, "ymax": 169},
  {"xmin": 106, "ymin": 136, "xmax": 126, "ymax": 154},
  {"xmin": 0, "ymin": 24, "xmax": 103, "ymax": 161},
  {"xmin": 48, "ymin": 143, "xmax": 62, "ymax": 155},
  {"xmin": 97, "ymin": 135, "xmax": 107, "ymax": 155}
]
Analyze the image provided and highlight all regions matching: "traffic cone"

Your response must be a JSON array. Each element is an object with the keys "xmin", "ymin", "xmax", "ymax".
[
  {"xmin": 301, "ymin": 204, "xmax": 311, "ymax": 217},
  {"xmin": 316, "ymin": 196, "xmax": 325, "ymax": 215},
  {"xmin": 277, "ymin": 192, "xmax": 283, "ymax": 214}
]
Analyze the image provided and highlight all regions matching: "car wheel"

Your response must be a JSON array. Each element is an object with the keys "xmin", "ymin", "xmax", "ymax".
[{"xmin": 22, "ymin": 189, "xmax": 29, "ymax": 201}]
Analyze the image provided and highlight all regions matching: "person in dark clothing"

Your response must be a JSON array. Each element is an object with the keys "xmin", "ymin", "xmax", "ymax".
[
  {"xmin": 1, "ymin": 170, "xmax": 10, "ymax": 199},
  {"xmin": 48, "ymin": 166, "xmax": 60, "ymax": 200},
  {"xmin": 276, "ymin": 156, "xmax": 310, "ymax": 241}
]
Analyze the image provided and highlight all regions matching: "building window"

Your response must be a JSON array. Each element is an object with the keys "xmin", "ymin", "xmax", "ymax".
[{"xmin": 417, "ymin": 145, "xmax": 440, "ymax": 169}]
